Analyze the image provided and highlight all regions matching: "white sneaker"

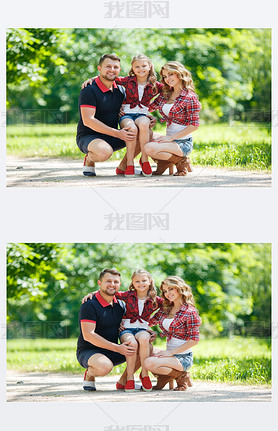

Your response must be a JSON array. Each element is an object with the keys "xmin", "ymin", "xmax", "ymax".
[{"xmin": 83, "ymin": 369, "xmax": 96, "ymax": 391}]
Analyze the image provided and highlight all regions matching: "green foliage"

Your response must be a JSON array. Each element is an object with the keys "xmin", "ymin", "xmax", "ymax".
[
  {"xmin": 6, "ymin": 123, "xmax": 271, "ymax": 170},
  {"xmin": 6, "ymin": 28, "xmax": 271, "ymax": 123},
  {"xmin": 7, "ymin": 243, "xmax": 271, "ymax": 338},
  {"xmin": 7, "ymin": 337, "xmax": 271, "ymax": 385}
]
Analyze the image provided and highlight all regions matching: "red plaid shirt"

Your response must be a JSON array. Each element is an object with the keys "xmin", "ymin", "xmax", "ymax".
[
  {"xmin": 148, "ymin": 89, "xmax": 201, "ymax": 127},
  {"xmin": 148, "ymin": 303, "xmax": 201, "ymax": 342},
  {"xmin": 116, "ymin": 76, "xmax": 164, "ymax": 109},
  {"xmin": 116, "ymin": 290, "xmax": 164, "ymax": 323}
]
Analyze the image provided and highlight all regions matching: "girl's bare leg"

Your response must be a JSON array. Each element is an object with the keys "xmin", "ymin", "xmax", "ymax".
[
  {"xmin": 119, "ymin": 118, "xmax": 137, "ymax": 166},
  {"xmin": 135, "ymin": 331, "xmax": 151, "ymax": 377},
  {"xmin": 135, "ymin": 116, "xmax": 151, "ymax": 163},
  {"xmin": 120, "ymin": 333, "xmax": 138, "ymax": 380}
]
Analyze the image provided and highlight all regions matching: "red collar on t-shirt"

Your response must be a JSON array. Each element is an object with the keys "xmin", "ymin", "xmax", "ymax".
[
  {"xmin": 95, "ymin": 76, "xmax": 118, "ymax": 93},
  {"xmin": 95, "ymin": 290, "xmax": 118, "ymax": 307}
]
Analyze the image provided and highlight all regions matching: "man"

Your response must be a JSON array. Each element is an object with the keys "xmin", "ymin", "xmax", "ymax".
[
  {"xmin": 76, "ymin": 54, "xmax": 137, "ymax": 177},
  {"xmin": 76, "ymin": 268, "xmax": 136, "ymax": 391}
]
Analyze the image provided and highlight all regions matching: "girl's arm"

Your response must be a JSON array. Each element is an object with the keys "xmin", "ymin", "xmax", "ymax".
[
  {"xmin": 114, "ymin": 76, "xmax": 129, "ymax": 86},
  {"xmin": 115, "ymin": 290, "xmax": 129, "ymax": 301}
]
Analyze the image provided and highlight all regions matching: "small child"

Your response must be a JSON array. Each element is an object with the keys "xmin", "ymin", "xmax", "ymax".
[
  {"xmin": 82, "ymin": 269, "xmax": 164, "ymax": 392},
  {"xmin": 82, "ymin": 54, "xmax": 164, "ymax": 177}
]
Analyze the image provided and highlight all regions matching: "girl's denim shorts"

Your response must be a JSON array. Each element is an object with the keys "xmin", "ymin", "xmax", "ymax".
[
  {"xmin": 119, "ymin": 113, "xmax": 147, "ymax": 123},
  {"xmin": 119, "ymin": 327, "xmax": 148, "ymax": 338},
  {"xmin": 173, "ymin": 136, "xmax": 193, "ymax": 157},
  {"xmin": 173, "ymin": 351, "xmax": 193, "ymax": 371}
]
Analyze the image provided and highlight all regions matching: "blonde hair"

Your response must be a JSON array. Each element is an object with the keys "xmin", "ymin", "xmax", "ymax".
[
  {"xmin": 160, "ymin": 61, "xmax": 196, "ymax": 99},
  {"xmin": 129, "ymin": 54, "xmax": 158, "ymax": 94},
  {"xmin": 128, "ymin": 269, "xmax": 158, "ymax": 307},
  {"xmin": 160, "ymin": 276, "xmax": 195, "ymax": 313}
]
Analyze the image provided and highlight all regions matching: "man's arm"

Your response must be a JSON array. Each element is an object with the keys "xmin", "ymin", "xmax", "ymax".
[
  {"xmin": 81, "ymin": 106, "xmax": 136, "ymax": 142},
  {"xmin": 81, "ymin": 321, "xmax": 136, "ymax": 356}
]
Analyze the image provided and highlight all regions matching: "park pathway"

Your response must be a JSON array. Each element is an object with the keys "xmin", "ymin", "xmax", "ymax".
[
  {"xmin": 7, "ymin": 372, "xmax": 271, "ymax": 402},
  {"xmin": 6, "ymin": 157, "xmax": 271, "ymax": 188}
]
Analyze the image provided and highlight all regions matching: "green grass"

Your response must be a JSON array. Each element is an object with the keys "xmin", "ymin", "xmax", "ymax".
[
  {"xmin": 6, "ymin": 122, "xmax": 271, "ymax": 171},
  {"xmin": 7, "ymin": 337, "xmax": 271, "ymax": 385}
]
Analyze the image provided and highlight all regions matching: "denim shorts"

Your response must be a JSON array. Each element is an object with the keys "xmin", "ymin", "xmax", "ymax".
[
  {"xmin": 76, "ymin": 133, "xmax": 126, "ymax": 154},
  {"xmin": 119, "ymin": 328, "xmax": 148, "ymax": 338},
  {"xmin": 173, "ymin": 352, "xmax": 193, "ymax": 371},
  {"xmin": 76, "ymin": 348, "xmax": 126, "ymax": 369},
  {"xmin": 173, "ymin": 137, "xmax": 193, "ymax": 157},
  {"xmin": 119, "ymin": 113, "xmax": 147, "ymax": 123}
]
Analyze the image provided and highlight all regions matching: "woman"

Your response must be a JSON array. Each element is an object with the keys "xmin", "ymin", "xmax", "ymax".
[
  {"xmin": 145, "ymin": 61, "xmax": 201, "ymax": 176},
  {"xmin": 145, "ymin": 276, "xmax": 201, "ymax": 391}
]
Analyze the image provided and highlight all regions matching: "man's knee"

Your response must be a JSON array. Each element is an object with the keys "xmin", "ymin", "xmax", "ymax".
[
  {"xmin": 92, "ymin": 360, "xmax": 113, "ymax": 376},
  {"xmin": 88, "ymin": 140, "xmax": 113, "ymax": 161}
]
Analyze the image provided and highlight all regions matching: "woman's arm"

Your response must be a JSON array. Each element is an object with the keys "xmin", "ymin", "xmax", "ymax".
[{"xmin": 155, "ymin": 340, "xmax": 199, "ymax": 357}]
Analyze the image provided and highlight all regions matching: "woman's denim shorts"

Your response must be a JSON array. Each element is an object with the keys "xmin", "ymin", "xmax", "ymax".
[
  {"xmin": 173, "ymin": 137, "xmax": 193, "ymax": 157},
  {"xmin": 173, "ymin": 351, "xmax": 193, "ymax": 371}
]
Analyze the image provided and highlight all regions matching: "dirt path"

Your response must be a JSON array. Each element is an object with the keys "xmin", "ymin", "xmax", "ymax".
[
  {"xmin": 6, "ymin": 371, "xmax": 271, "ymax": 402},
  {"xmin": 6, "ymin": 157, "xmax": 271, "ymax": 187}
]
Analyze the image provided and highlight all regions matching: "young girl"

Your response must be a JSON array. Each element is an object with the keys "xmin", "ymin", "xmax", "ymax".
[
  {"xmin": 82, "ymin": 54, "xmax": 164, "ymax": 177},
  {"xmin": 145, "ymin": 276, "xmax": 201, "ymax": 391},
  {"xmin": 145, "ymin": 61, "xmax": 202, "ymax": 176},
  {"xmin": 82, "ymin": 269, "xmax": 164, "ymax": 392}
]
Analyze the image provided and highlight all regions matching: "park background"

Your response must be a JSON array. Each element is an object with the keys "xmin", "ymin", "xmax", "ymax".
[
  {"xmin": 7, "ymin": 243, "xmax": 271, "ymax": 386},
  {"xmin": 6, "ymin": 28, "xmax": 271, "ymax": 171}
]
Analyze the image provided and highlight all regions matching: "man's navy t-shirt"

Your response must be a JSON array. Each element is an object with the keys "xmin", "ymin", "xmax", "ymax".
[
  {"xmin": 77, "ymin": 76, "xmax": 125, "ymax": 137},
  {"xmin": 77, "ymin": 291, "xmax": 126, "ymax": 353}
]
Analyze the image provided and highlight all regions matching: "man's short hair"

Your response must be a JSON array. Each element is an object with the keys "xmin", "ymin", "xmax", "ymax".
[
  {"xmin": 99, "ymin": 54, "xmax": 121, "ymax": 66},
  {"xmin": 99, "ymin": 268, "xmax": 121, "ymax": 280}
]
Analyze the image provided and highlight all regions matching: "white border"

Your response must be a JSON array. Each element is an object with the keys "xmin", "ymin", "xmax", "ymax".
[{"xmin": 1, "ymin": 1, "xmax": 277, "ymax": 430}]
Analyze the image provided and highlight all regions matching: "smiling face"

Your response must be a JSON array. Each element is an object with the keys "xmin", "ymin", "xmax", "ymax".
[
  {"xmin": 132, "ymin": 273, "xmax": 151, "ymax": 296},
  {"xmin": 132, "ymin": 59, "xmax": 151, "ymax": 80},
  {"xmin": 98, "ymin": 272, "xmax": 121, "ymax": 297},
  {"xmin": 97, "ymin": 58, "xmax": 121, "ymax": 82},
  {"xmin": 161, "ymin": 285, "xmax": 181, "ymax": 303},
  {"xmin": 161, "ymin": 70, "xmax": 181, "ymax": 89}
]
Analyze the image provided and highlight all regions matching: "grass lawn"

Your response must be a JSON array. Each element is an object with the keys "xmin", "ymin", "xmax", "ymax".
[
  {"xmin": 6, "ymin": 122, "xmax": 271, "ymax": 171},
  {"xmin": 7, "ymin": 337, "xmax": 271, "ymax": 385}
]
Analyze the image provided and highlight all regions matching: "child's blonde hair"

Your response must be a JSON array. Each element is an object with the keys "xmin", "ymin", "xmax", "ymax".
[
  {"xmin": 129, "ymin": 54, "xmax": 158, "ymax": 94},
  {"xmin": 128, "ymin": 269, "xmax": 158, "ymax": 306},
  {"xmin": 160, "ymin": 275, "xmax": 195, "ymax": 313},
  {"xmin": 160, "ymin": 61, "xmax": 196, "ymax": 98}
]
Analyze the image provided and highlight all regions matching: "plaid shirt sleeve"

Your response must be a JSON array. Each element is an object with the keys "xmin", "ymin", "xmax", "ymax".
[
  {"xmin": 184, "ymin": 309, "xmax": 202, "ymax": 341},
  {"xmin": 148, "ymin": 308, "xmax": 163, "ymax": 327},
  {"xmin": 184, "ymin": 94, "xmax": 202, "ymax": 126},
  {"xmin": 115, "ymin": 76, "xmax": 130, "ymax": 87},
  {"xmin": 148, "ymin": 94, "xmax": 163, "ymax": 112},
  {"xmin": 115, "ymin": 290, "xmax": 129, "ymax": 301}
]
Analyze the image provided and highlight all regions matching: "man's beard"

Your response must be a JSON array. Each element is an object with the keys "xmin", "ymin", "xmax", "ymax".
[
  {"xmin": 101, "ymin": 73, "xmax": 116, "ymax": 82},
  {"xmin": 103, "ymin": 287, "xmax": 116, "ymax": 296}
]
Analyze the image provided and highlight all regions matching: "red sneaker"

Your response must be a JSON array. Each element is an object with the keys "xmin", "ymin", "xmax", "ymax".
[
  {"xmin": 124, "ymin": 165, "xmax": 135, "ymax": 178},
  {"xmin": 116, "ymin": 167, "xmax": 125, "ymax": 175},
  {"xmin": 116, "ymin": 381, "xmax": 125, "ymax": 390},
  {"xmin": 139, "ymin": 158, "xmax": 152, "ymax": 177},
  {"xmin": 124, "ymin": 380, "xmax": 135, "ymax": 392},
  {"xmin": 139, "ymin": 372, "xmax": 152, "ymax": 391}
]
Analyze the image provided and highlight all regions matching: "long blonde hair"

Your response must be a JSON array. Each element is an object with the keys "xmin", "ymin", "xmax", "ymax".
[
  {"xmin": 129, "ymin": 54, "xmax": 158, "ymax": 94},
  {"xmin": 160, "ymin": 276, "xmax": 195, "ymax": 313},
  {"xmin": 160, "ymin": 61, "xmax": 196, "ymax": 99},
  {"xmin": 128, "ymin": 269, "xmax": 158, "ymax": 307}
]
